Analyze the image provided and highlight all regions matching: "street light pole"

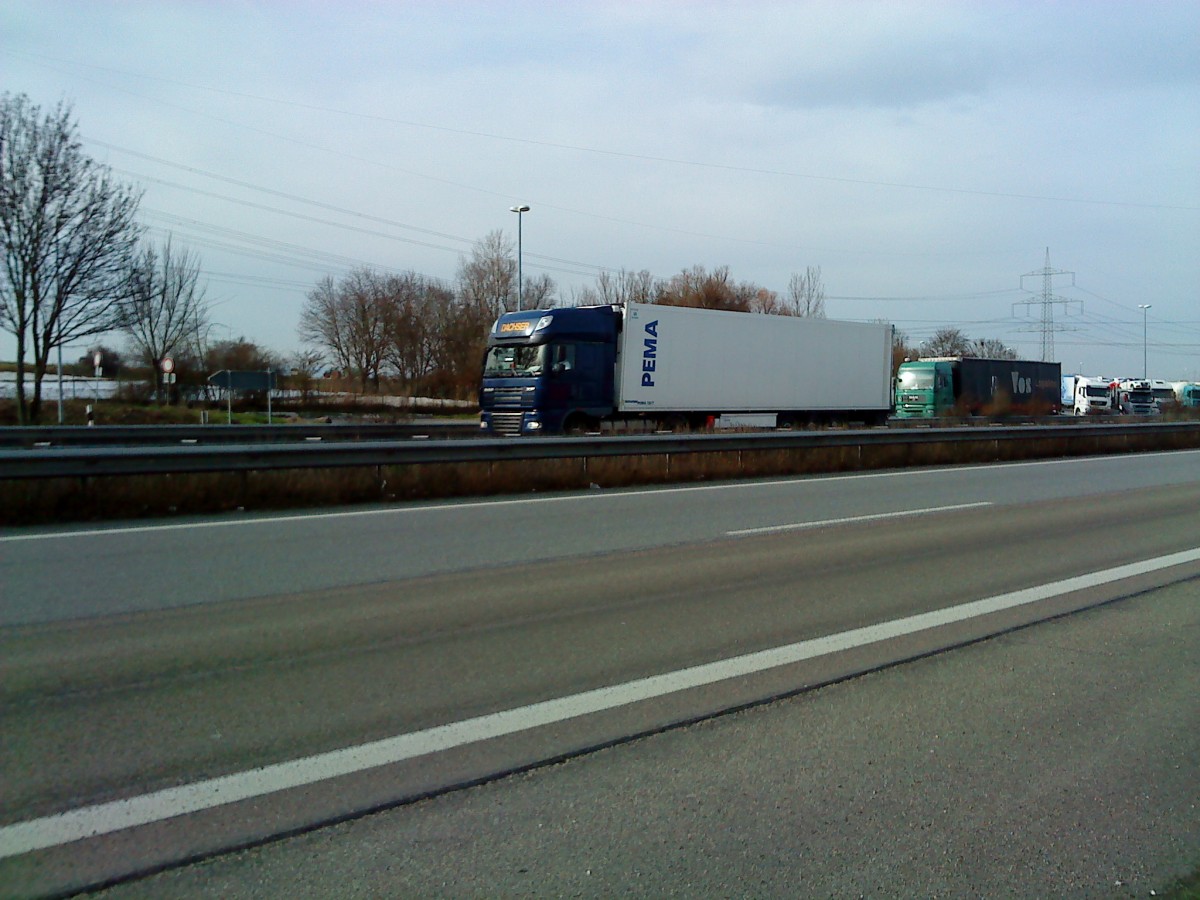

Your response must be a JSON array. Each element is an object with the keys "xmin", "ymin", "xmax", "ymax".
[
  {"xmin": 510, "ymin": 204, "xmax": 529, "ymax": 311},
  {"xmin": 1138, "ymin": 304, "xmax": 1151, "ymax": 379}
]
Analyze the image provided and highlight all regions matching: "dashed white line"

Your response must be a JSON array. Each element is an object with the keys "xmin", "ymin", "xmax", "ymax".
[{"xmin": 726, "ymin": 502, "xmax": 992, "ymax": 535}]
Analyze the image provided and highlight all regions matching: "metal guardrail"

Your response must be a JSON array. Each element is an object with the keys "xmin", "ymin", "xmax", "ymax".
[
  {"xmin": 2, "ymin": 421, "xmax": 1198, "ymax": 480},
  {"xmin": 0, "ymin": 421, "xmax": 480, "ymax": 449}
]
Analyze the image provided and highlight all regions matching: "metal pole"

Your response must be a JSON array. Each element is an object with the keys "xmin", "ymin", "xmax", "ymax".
[
  {"xmin": 510, "ymin": 205, "xmax": 529, "ymax": 311},
  {"xmin": 1139, "ymin": 304, "xmax": 1151, "ymax": 379},
  {"xmin": 56, "ymin": 343, "xmax": 63, "ymax": 424}
]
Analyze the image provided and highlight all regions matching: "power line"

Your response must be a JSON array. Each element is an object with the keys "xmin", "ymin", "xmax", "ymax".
[
  {"xmin": 23, "ymin": 49, "xmax": 1198, "ymax": 211},
  {"xmin": 96, "ymin": 143, "xmax": 618, "ymax": 275}
]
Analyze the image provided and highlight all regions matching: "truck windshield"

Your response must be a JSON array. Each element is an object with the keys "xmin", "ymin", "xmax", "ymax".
[
  {"xmin": 483, "ymin": 345, "xmax": 544, "ymax": 377},
  {"xmin": 897, "ymin": 369, "xmax": 934, "ymax": 390},
  {"xmin": 1085, "ymin": 386, "xmax": 1108, "ymax": 398}
]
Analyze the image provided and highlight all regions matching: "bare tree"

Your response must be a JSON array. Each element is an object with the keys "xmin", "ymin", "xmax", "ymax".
[
  {"xmin": 783, "ymin": 266, "xmax": 826, "ymax": 317},
  {"xmin": 286, "ymin": 348, "xmax": 325, "ymax": 404},
  {"xmin": 890, "ymin": 326, "xmax": 920, "ymax": 374},
  {"xmin": 456, "ymin": 230, "xmax": 515, "ymax": 318},
  {"xmin": 299, "ymin": 275, "xmax": 353, "ymax": 376},
  {"xmin": 746, "ymin": 286, "xmax": 782, "ymax": 314},
  {"xmin": 925, "ymin": 327, "xmax": 972, "ymax": 357},
  {"xmin": 592, "ymin": 269, "xmax": 661, "ymax": 306},
  {"xmin": 970, "ymin": 337, "xmax": 1017, "ymax": 359},
  {"xmin": 520, "ymin": 272, "xmax": 557, "ymax": 309},
  {"xmin": 298, "ymin": 268, "xmax": 390, "ymax": 392},
  {"xmin": 659, "ymin": 265, "xmax": 752, "ymax": 311},
  {"xmin": 122, "ymin": 235, "xmax": 209, "ymax": 400},
  {"xmin": 205, "ymin": 336, "xmax": 280, "ymax": 373},
  {"xmin": 1, "ymin": 93, "xmax": 143, "ymax": 423},
  {"xmin": 383, "ymin": 271, "xmax": 454, "ymax": 386},
  {"xmin": 426, "ymin": 294, "xmax": 492, "ymax": 398}
]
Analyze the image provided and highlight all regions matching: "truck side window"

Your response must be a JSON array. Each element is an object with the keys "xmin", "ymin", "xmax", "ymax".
[{"xmin": 552, "ymin": 343, "xmax": 576, "ymax": 373}]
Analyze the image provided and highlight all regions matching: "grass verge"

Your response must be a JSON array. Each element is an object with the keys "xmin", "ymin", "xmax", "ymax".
[{"xmin": 1163, "ymin": 866, "xmax": 1200, "ymax": 899}]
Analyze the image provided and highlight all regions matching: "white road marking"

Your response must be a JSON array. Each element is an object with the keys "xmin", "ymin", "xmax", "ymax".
[
  {"xmin": 726, "ymin": 502, "xmax": 991, "ymax": 535},
  {"xmin": 3, "ymin": 448, "xmax": 1196, "ymax": 544},
  {"xmin": 2, "ymin": 545, "xmax": 1198, "ymax": 859}
]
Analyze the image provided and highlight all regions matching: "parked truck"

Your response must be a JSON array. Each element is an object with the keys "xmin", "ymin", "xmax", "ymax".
[
  {"xmin": 893, "ymin": 357, "xmax": 1062, "ymax": 418},
  {"xmin": 1071, "ymin": 375, "xmax": 1115, "ymax": 416},
  {"xmin": 1149, "ymin": 379, "xmax": 1177, "ymax": 412},
  {"xmin": 479, "ymin": 303, "xmax": 894, "ymax": 435},
  {"xmin": 1173, "ymin": 382, "xmax": 1200, "ymax": 409},
  {"xmin": 1112, "ymin": 379, "xmax": 1159, "ymax": 416}
]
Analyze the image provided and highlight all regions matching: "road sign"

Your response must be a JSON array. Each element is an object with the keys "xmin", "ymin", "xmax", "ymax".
[
  {"xmin": 207, "ymin": 370, "xmax": 276, "ymax": 391},
  {"xmin": 161, "ymin": 357, "xmax": 174, "ymax": 374}
]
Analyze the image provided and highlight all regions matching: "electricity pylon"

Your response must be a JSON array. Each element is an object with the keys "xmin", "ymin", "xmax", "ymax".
[{"xmin": 1014, "ymin": 248, "xmax": 1080, "ymax": 362}]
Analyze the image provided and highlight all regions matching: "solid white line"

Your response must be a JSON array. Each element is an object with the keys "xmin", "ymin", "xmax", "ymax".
[
  {"xmin": 725, "ymin": 502, "xmax": 992, "ymax": 536},
  {"xmin": 2, "ymin": 545, "xmax": 1198, "ymax": 860},
  {"xmin": 3, "ymin": 448, "xmax": 1196, "ymax": 544}
]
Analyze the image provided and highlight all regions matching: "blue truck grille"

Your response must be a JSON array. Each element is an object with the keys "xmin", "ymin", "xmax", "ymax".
[{"xmin": 490, "ymin": 412, "xmax": 524, "ymax": 436}]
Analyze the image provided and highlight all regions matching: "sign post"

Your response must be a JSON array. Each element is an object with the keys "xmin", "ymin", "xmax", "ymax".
[
  {"xmin": 94, "ymin": 350, "xmax": 103, "ymax": 413},
  {"xmin": 160, "ymin": 357, "xmax": 175, "ymax": 403}
]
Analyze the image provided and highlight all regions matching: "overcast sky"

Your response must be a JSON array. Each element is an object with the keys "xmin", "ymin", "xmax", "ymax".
[{"xmin": 4, "ymin": 1, "xmax": 1198, "ymax": 378}]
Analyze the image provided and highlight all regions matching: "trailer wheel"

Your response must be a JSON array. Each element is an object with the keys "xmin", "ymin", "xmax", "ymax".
[{"xmin": 662, "ymin": 414, "xmax": 690, "ymax": 433}]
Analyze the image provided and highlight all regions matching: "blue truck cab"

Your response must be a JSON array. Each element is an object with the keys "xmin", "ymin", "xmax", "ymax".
[{"xmin": 479, "ymin": 306, "xmax": 619, "ymax": 435}]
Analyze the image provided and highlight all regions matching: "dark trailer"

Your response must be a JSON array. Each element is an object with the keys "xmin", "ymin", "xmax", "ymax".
[{"xmin": 954, "ymin": 358, "xmax": 1061, "ymax": 415}]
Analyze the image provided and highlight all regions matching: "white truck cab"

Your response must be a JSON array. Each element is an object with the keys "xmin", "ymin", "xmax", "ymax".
[
  {"xmin": 1114, "ymin": 379, "xmax": 1159, "ymax": 416},
  {"xmin": 1149, "ymin": 379, "xmax": 1176, "ymax": 412},
  {"xmin": 1072, "ymin": 376, "xmax": 1113, "ymax": 415}
]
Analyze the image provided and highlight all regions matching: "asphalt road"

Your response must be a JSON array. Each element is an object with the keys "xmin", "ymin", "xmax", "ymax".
[
  {"xmin": 97, "ymin": 579, "xmax": 1200, "ymax": 899},
  {"xmin": 1, "ymin": 450, "xmax": 1198, "ymax": 896},
  {"xmin": 3, "ymin": 449, "xmax": 1200, "ymax": 626}
]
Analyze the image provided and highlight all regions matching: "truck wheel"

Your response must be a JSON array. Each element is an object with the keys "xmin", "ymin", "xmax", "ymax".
[{"xmin": 563, "ymin": 414, "xmax": 593, "ymax": 436}]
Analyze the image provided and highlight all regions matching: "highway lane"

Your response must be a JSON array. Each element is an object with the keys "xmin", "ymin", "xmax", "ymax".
[
  {"xmin": 2, "ymin": 457, "xmax": 1199, "ymax": 894},
  {"xmin": 2, "ymin": 448, "xmax": 1200, "ymax": 625},
  {"xmin": 95, "ymin": 579, "xmax": 1200, "ymax": 899}
]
